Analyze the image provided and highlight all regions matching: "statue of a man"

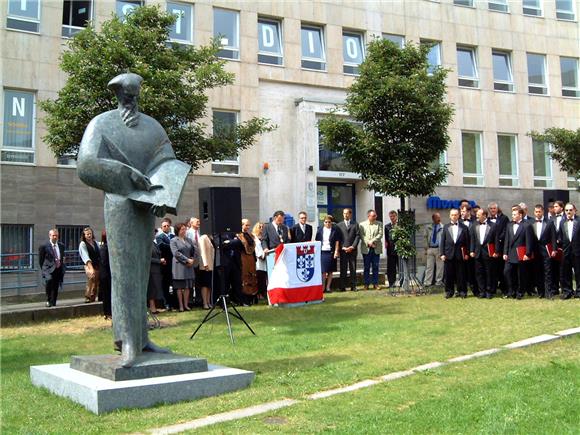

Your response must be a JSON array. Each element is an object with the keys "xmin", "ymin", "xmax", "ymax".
[{"xmin": 77, "ymin": 73, "xmax": 190, "ymax": 367}]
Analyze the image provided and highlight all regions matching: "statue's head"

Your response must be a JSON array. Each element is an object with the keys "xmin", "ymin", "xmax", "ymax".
[{"xmin": 108, "ymin": 73, "xmax": 143, "ymax": 127}]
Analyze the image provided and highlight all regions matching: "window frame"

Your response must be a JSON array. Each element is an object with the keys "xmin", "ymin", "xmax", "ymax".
[
  {"xmin": 488, "ymin": 0, "xmax": 509, "ymax": 13},
  {"xmin": 211, "ymin": 110, "xmax": 240, "ymax": 176},
  {"xmin": 6, "ymin": 0, "xmax": 41, "ymax": 33},
  {"xmin": 167, "ymin": 1, "xmax": 194, "ymax": 44},
  {"xmin": 0, "ymin": 224, "xmax": 34, "ymax": 270},
  {"xmin": 560, "ymin": 56, "xmax": 580, "ymax": 98},
  {"xmin": 421, "ymin": 40, "xmax": 442, "ymax": 75},
  {"xmin": 456, "ymin": 45, "xmax": 479, "ymax": 88},
  {"xmin": 453, "ymin": 0, "xmax": 474, "ymax": 7},
  {"xmin": 532, "ymin": 139, "xmax": 553, "ymax": 188},
  {"xmin": 342, "ymin": 30, "xmax": 365, "ymax": 75},
  {"xmin": 116, "ymin": 0, "xmax": 143, "ymax": 22},
  {"xmin": 2, "ymin": 89, "xmax": 36, "ymax": 165},
  {"xmin": 492, "ymin": 49, "xmax": 515, "ymax": 92},
  {"xmin": 300, "ymin": 24, "xmax": 326, "ymax": 71},
  {"xmin": 522, "ymin": 0, "xmax": 543, "ymax": 16},
  {"xmin": 526, "ymin": 52, "xmax": 549, "ymax": 95},
  {"xmin": 61, "ymin": 0, "xmax": 93, "ymax": 38},
  {"xmin": 555, "ymin": 0, "xmax": 576, "ymax": 21},
  {"xmin": 382, "ymin": 33, "xmax": 405, "ymax": 49},
  {"xmin": 257, "ymin": 17, "xmax": 283, "ymax": 66},
  {"xmin": 214, "ymin": 8, "xmax": 240, "ymax": 61},
  {"xmin": 497, "ymin": 134, "xmax": 519, "ymax": 187},
  {"xmin": 461, "ymin": 131, "xmax": 484, "ymax": 186}
]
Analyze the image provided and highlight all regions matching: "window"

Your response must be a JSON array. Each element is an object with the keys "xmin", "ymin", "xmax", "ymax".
[
  {"xmin": 1, "ymin": 224, "xmax": 33, "ymax": 270},
  {"xmin": 167, "ymin": 2, "xmax": 193, "ymax": 43},
  {"xmin": 429, "ymin": 151, "xmax": 448, "ymax": 185},
  {"xmin": 7, "ymin": 0, "xmax": 40, "ymax": 32},
  {"xmin": 56, "ymin": 224, "xmax": 86, "ymax": 268},
  {"xmin": 62, "ymin": 0, "xmax": 92, "ymax": 37},
  {"xmin": 212, "ymin": 111, "xmax": 239, "ymax": 175},
  {"xmin": 214, "ymin": 8, "xmax": 239, "ymax": 60},
  {"xmin": 2, "ymin": 89, "xmax": 35, "ymax": 164},
  {"xmin": 568, "ymin": 176, "xmax": 579, "ymax": 189},
  {"xmin": 301, "ymin": 24, "xmax": 325, "ymax": 70},
  {"xmin": 462, "ymin": 132, "xmax": 484, "ymax": 185},
  {"xmin": 116, "ymin": 0, "xmax": 142, "ymax": 21},
  {"xmin": 454, "ymin": 0, "xmax": 474, "ymax": 6},
  {"xmin": 527, "ymin": 53, "xmax": 548, "ymax": 95},
  {"xmin": 57, "ymin": 154, "xmax": 77, "ymax": 166},
  {"xmin": 560, "ymin": 57, "xmax": 579, "ymax": 97},
  {"xmin": 497, "ymin": 135, "xmax": 519, "ymax": 186},
  {"xmin": 421, "ymin": 40, "xmax": 442, "ymax": 75},
  {"xmin": 532, "ymin": 139, "xmax": 552, "ymax": 187},
  {"xmin": 492, "ymin": 50, "xmax": 514, "ymax": 92},
  {"xmin": 523, "ymin": 0, "xmax": 543, "ymax": 16},
  {"xmin": 382, "ymin": 33, "xmax": 405, "ymax": 48},
  {"xmin": 457, "ymin": 46, "xmax": 479, "ymax": 88},
  {"xmin": 489, "ymin": 0, "xmax": 509, "ymax": 12},
  {"xmin": 318, "ymin": 130, "xmax": 352, "ymax": 173},
  {"xmin": 343, "ymin": 31, "xmax": 364, "ymax": 75},
  {"xmin": 258, "ymin": 18, "xmax": 283, "ymax": 65},
  {"xmin": 556, "ymin": 0, "xmax": 576, "ymax": 20}
]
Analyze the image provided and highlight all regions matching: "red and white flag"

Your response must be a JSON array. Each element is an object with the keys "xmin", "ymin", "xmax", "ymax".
[{"xmin": 267, "ymin": 242, "xmax": 323, "ymax": 305}]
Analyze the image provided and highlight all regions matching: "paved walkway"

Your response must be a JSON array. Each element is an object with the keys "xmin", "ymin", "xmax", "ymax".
[
  {"xmin": 146, "ymin": 326, "xmax": 580, "ymax": 434},
  {"xmin": 1, "ymin": 298, "xmax": 103, "ymax": 325}
]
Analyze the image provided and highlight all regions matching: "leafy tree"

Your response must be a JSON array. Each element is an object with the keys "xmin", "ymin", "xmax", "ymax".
[
  {"xmin": 40, "ymin": 5, "xmax": 273, "ymax": 169},
  {"xmin": 528, "ymin": 128, "xmax": 580, "ymax": 186},
  {"xmin": 318, "ymin": 39, "xmax": 453, "ymax": 258}
]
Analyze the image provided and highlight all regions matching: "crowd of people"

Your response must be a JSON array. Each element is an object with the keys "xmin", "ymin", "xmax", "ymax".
[{"xmin": 38, "ymin": 199, "xmax": 578, "ymax": 317}]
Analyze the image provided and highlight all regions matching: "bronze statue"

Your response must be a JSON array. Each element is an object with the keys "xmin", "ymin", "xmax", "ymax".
[{"xmin": 78, "ymin": 73, "xmax": 190, "ymax": 367}]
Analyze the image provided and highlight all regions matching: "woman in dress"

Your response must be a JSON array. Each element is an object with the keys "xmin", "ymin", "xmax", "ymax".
[
  {"xmin": 315, "ymin": 215, "xmax": 341, "ymax": 293},
  {"xmin": 252, "ymin": 222, "xmax": 268, "ymax": 301},
  {"xmin": 79, "ymin": 226, "xmax": 100, "ymax": 303},
  {"xmin": 170, "ymin": 222, "xmax": 196, "ymax": 312},
  {"xmin": 197, "ymin": 233, "xmax": 214, "ymax": 310}
]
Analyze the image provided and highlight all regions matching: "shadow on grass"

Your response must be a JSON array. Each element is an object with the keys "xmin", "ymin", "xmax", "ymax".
[{"xmin": 237, "ymin": 352, "xmax": 351, "ymax": 376}]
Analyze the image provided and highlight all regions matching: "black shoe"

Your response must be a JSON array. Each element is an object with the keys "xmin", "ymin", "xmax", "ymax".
[
  {"xmin": 339, "ymin": 288, "xmax": 346, "ymax": 292},
  {"xmin": 560, "ymin": 292, "xmax": 573, "ymax": 300},
  {"xmin": 486, "ymin": 293, "xmax": 494, "ymax": 299},
  {"xmin": 445, "ymin": 293, "xmax": 453, "ymax": 299},
  {"xmin": 516, "ymin": 294, "xmax": 523, "ymax": 300}
]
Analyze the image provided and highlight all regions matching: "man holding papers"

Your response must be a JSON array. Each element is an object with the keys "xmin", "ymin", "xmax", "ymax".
[
  {"xmin": 531, "ymin": 204, "xmax": 557, "ymax": 299},
  {"xmin": 469, "ymin": 209, "xmax": 499, "ymax": 299},
  {"xmin": 502, "ymin": 206, "xmax": 534, "ymax": 299}
]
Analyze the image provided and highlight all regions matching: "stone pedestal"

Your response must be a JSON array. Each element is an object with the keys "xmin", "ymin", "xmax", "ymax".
[{"xmin": 30, "ymin": 353, "xmax": 254, "ymax": 414}]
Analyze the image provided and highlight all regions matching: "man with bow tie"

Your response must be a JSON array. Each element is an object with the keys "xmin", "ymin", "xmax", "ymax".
[
  {"xmin": 558, "ymin": 203, "xmax": 580, "ymax": 299},
  {"xmin": 503, "ymin": 206, "xmax": 534, "ymax": 299},
  {"xmin": 461, "ymin": 205, "xmax": 478, "ymax": 296},
  {"xmin": 469, "ymin": 209, "xmax": 499, "ymax": 298},
  {"xmin": 39, "ymin": 229, "xmax": 66, "ymax": 307},
  {"xmin": 440, "ymin": 209, "xmax": 470, "ymax": 298},
  {"xmin": 531, "ymin": 204, "xmax": 557, "ymax": 298},
  {"xmin": 487, "ymin": 202, "xmax": 510, "ymax": 297},
  {"xmin": 549, "ymin": 200, "xmax": 566, "ymax": 295}
]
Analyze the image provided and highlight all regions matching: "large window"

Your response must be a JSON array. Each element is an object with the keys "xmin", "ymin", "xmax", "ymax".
[
  {"xmin": 527, "ymin": 53, "xmax": 548, "ymax": 95},
  {"xmin": 212, "ymin": 111, "xmax": 239, "ymax": 175},
  {"xmin": 343, "ymin": 31, "xmax": 364, "ymax": 75},
  {"xmin": 497, "ymin": 135, "xmax": 518, "ymax": 186},
  {"xmin": 116, "ymin": 0, "xmax": 142, "ymax": 21},
  {"xmin": 382, "ymin": 33, "xmax": 405, "ymax": 49},
  {"xmin": 1, "ymin": 224, "xmax": 33, "ymax": 270},
  {"xmin": 492, "ymin": 50, "xmax": 514, "ymax": 92},
  {"xmin": 258, "ymin": 18, "xmax": 283, "ymax": 65},
  {"xmin": 62, "ymin": 0, "xmax": 92, "ymax": 37},
  {"xmin": 533, "ymin": 139, "xmax": 552, "ymax": 187},
  {"xmin": 167, "ymin": 2, "xmax": 193, "ymax": 44},
  {"xmin": 556, "ymin": 0, "xmax": 576, "ymax": 20},
  {"xmin": 318, "ymin": 130, "xmax": 352, "ymax": 173},
  {"xmin": 523, "ymin": 0, "xmax": 543, "ymax": 16},
  {"xmin": 421, "ymin": 40, "xmax": 442, "ymax": 75},
  {"xmin": 462, "ymin": 132, "xmax": 484, "ymax": 186},
  {"xmin": 457, "ymin": 46, "xmax": 479, "ymax": 88},
  {"xmin": 488, "ymin": 0, "xmax": 509, "ymax": 12},
  {"xmin": 301, "ymin": 24, "xmax": 326, "ymax": 71},
  {"xmin": 560, "ymin": 57, "xmax": 579, "ymax": 97},
  {"xmin": 7, "ymin": 0, "xmax": 40, "ymax": 32},
  {"xmin": 2, "ymin": 89, "xmax": 35, "ymax": 164},
  {"xmin": 214, "ymin": 8, "xmax": 239, "ymax": 60}
]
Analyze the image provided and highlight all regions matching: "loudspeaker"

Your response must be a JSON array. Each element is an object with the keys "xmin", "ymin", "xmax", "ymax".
[{"xmin": 199, "ymin": 187, "xmax": 242, "ymax": 234}]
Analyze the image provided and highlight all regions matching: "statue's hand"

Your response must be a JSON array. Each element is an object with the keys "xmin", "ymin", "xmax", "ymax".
[{"xmin": 151, "ymin": 204, "xmax": 167, "ymax": 218}]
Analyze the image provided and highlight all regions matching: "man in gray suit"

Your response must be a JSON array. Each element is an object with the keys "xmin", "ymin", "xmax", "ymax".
[
  {"xmin": 337, "ymin": 208, "xmax": 360, "ymax": 292},
  {"xmin": 262, "ymin": 210, "xmax": 290, "ymax": 253},
  {"xmin": 39, "ymin": 229, "xmax": 66, "ymax": 307}
]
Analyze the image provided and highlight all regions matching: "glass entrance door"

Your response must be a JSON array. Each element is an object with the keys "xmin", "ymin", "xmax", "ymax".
[{"xmin": 316, "ymin": 183, "xmax": 356, "ymax": 225}]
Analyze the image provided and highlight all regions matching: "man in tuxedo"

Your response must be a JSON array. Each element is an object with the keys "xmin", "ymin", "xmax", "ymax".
[
  {"xmin": 488, "ymin": 202, "xmax": 509, "ymax": 296},
  {"xmin": 460, "ymin": 205, "xmax": 478, "ymax": 296},
  {"xmin": 469, "ymin": 209, "xmax": 498, "ymax": 298},
  {"xmin": 156, "ymin": 218, "xmax": 176, "ymax": 310},
  {"xmin": 503, "ymin": 207, "xmax": 534, "ymax": 299},
  {"xmin": 440, "ymin": 209, "xmax": 469, "ymax": 298},
  {"xmin": 337, "ymin": 208, "xmax": 360, "ymax": 292},
  {"xmin": 262, "ymin": 210, "xmax": 290, "ymax": 252},
  {"xmin": 531, "ymin": 204, "xmax": 557, "ymax": 298},
  {"xmin": 558, "ymin": 203, "xmax": 580, "ymax": 299},
  {"xmin": 39, "ymin": 229, "xmax": 66, "ymax": 307},
  {"xmin": 384, "ymin": 211, "xmax": 399, "ymax": 288},
  {"xmin": 359, "ymin": 209, "xmax": 383, "ymax": 290},
  {"xmin": 290, "ymin": 211, "xmax": 313, "ymax": 243},
  {"xmin": 423, "ymin": 212, "xmax": 444, "ymax": 287},
  {"xmin": 549, "ymin": 200, "xmax": 565, "ymax": 295}
]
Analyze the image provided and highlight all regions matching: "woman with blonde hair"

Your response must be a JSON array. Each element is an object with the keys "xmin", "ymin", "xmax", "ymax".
[
  {"xmin": 252, "ymin": 222, "xmax": 268, "ymax": 300},
  {"xmin": 79, "ymin": 226, "xmax": 100, "ymax": 303}
]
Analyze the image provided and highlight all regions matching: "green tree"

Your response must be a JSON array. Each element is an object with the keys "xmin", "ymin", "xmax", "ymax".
[
  {"xmin": 40, "ymin": 5, "xmax": 273, "ymax": 169},
  {"xmin": 318, "ymin": 39, "xmax": 453, "ymax": 259},
  {"xmin": 528, "ymin": 128, "xmax": 580, "ymax": 186}
]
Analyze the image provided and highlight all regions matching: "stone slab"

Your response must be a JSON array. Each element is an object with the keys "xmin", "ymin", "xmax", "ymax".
[
  {"xmin": 503, "ymin": 334, "xmax": 560, "ymax": 349},
  {"xmin": 30, "ymin": 363, "xmax": 254, "ymax": 414},
  {"xmin": 554, "ymin": 327, "xmax": 580, "ymax": 337},
  {"xmin": 70, "ymin": 353, "xmax": 208, "ymax": 381},
  {"xmin": 447, "ymin": 348, "xmax": 502, "ymax": 363},
  {"xmin": 411, "ymin": 361, "xmax": 445, "ymax": 372},
  {"xmin": 381, "ymin": 370, "xmax": 415, "ymax": 381},
  {"xmin": 307, "ymin": 379, "xmax": 379, "ymax": 400}
]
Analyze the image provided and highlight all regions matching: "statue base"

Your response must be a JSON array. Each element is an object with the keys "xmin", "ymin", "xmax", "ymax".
[{"xmin": 30, "ymin": 354, "xmax": 254, "ymax": 414}]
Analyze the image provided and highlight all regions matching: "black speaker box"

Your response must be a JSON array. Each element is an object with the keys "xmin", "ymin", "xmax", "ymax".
[{"xmin": 199, "ymin": 187, "xmax": 242, "ymax": 234}]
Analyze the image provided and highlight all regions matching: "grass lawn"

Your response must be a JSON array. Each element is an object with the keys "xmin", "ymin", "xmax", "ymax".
[{"xmin": 1, "ymin": 290, "xmax": 578, "ymax": 434}]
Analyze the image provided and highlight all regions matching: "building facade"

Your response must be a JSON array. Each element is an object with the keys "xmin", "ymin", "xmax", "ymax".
[{"xmin": 1, "ymin": 0, "xmax": 579, "ymax": 267}]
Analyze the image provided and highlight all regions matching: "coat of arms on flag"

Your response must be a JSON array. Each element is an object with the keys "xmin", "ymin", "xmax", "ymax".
[{"xmin": 296, "ymin": 245, "xmax": 315, "ymax": 282}]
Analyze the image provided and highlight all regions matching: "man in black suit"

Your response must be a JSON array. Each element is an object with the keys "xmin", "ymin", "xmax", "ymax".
[
  {"xmin": 155, "ymin": 218, "xmax": 176, "ymax": 310},
  {"xmin": 384, "ymin": 210, "xmax": 399, "ymax": 287},
  {"xmin": 503, "ymin": 207, "xmax": 534, "ymax": 299},
  {"xmin": 440, "ymin": 209, "xmax": 470, "ymax": 298},
  {"xmin": 558, "ymin": 203, "xmax": 580, "ymax": 299},
  {"xmin": 531, "ymin": 204, "xmax": 557, "ymax": 299},
  {"xmin": 262, "ymin": 210, "xmax": 290, "ymax": 252},
  {"xmin": 39, "ymin": 229, "xmax": 66, "ymax": 307},
  {"xmin": 461, "ymin": 205, "xmax": 478, "ymax": 296},
  {"xmin": 289, "ymin": 211, "xmax": 313, "ymax": 243},
  {"xmin": 549, "ymin": 200, "xmax": 565, "ymax": 295},
  {"xmin": 488, "ymin": 202, "xmax": 510, "ymax": 296},
  {"xmin": 469, "ymin": 209, "xmax": 498, "ymax": 298},
  {"xmin": 336, "ymin": 208, "xmax": 360, "ymax": 292}
]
